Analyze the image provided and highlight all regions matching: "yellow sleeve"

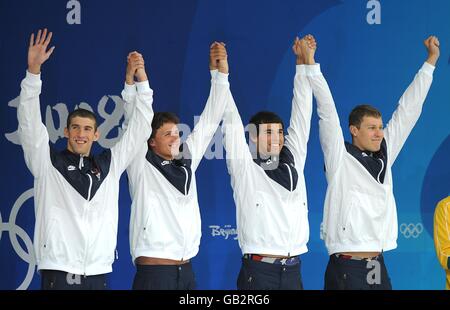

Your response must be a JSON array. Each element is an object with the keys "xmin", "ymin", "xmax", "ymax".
[{"xmin": 434, "ymin": 197, "xmax": 450, "ymax": 270}]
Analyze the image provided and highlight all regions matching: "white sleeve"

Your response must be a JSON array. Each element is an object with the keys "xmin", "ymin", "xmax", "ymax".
[
  {"xmin": 308, "ymin": 64, "xmax": 346, "ymax": 178},
  {"xmin": 221, "ymin": 89, "xmax": 253, "ymax": 178},
  {"xmin": 120, "ymin": 82, "xmax": 148, "ymax": 183},
  {"xmin": 184, "ymin": 70, "xmax": 229, "ymax": 171},
  {"xmin": 121, "ymin": 82, "xmax": 137, "ymax": 131},
  {"xmin": 384, "ymin": 62, "xmax": 434, "ymax": 164},
  {"xmin": 284, "ymin": 65, "xmax": 313, "ymax": 171},
  {"xmin": 111, "ymin": 80, "xmax": 154, "ymax": 175},
  {"xmin": 17, "ymin": 71, "xmax": 51, "ymax": 178}
]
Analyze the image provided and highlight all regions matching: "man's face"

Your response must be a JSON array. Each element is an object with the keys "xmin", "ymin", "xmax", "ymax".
[
  {"xmin": 64, "ymin": 116, "xmax": 99, "ymax": 156},
  {"xmin": 149, "ymin": 122, "xmax": 180, "ymax": 160},
  {"xmin": 252, "ymin": 123, "xmax": 284, "ymax": 157},
  {"xmin": 350, "ymin": 116, "xmax": 384, "ymax": 152}
]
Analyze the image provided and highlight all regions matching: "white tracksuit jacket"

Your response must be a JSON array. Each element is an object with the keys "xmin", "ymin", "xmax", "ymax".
[
  {"xmin": 122, "ymin": 70, "xmax": 229, "ymax": 262},
  {"xmin": 18, "ymin": 71, "xmax": 153, "ymax": 275},
  {"xmin": 222, "ymin": 65, "xmax": 313, "ymax": 256},
  {"xmin": 308, "ymin": 62, "xmax": 434, "ymax": 255}
]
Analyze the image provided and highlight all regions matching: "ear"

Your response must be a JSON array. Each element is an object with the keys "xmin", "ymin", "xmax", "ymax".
[
  {"xmin": 149, "ymin": 138, "xmax": 156, "ymax": 147},
  {"xmin": 93, "ymin": 130, "xmax": 100, "ymax": 142},
  {"xmin": 64, "ymin": 127, "xmax": 69, "ymax": 138},
  {"xmin": 249, "ymin": 133, "xmax": 258, "ymax": 144},
  {"xmin": 349, "ymin": 125, "xmax": 359, "ymax": 137}
]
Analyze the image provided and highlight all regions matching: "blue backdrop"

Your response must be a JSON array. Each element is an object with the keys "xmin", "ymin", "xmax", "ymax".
[{"xmin": 0, "ymin": 0, "xmax": 449, "ymax": 290}]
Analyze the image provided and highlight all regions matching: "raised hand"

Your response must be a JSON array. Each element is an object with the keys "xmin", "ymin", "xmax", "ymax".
[
  {"xmin": 292, "ymin": 37, "xmax": 304, "ymax": 65},
  {"xmin": 210, "ymin": 42, "xmax": 229, "ymax": 74},
  {"xmin": 293, "ymin": 35, "xmax": 316, "ymax": 65},
  {"xmin": 302, "ymin": 34, "xmax": 316, "ymax": 65},
  {"xmin": 28, "ymin": 28, "xmax": 55, "ymax": 74},
  {"xmin": 209, "ymin": 42, "xmax": 219, "ymax": 71},
  {"xmin": 424, "ymin": 36, "xmax": 440, "ymax": 66},
  {"xmin": 126, "ymin": 51, "xmax": 147, "ymax": 84}
]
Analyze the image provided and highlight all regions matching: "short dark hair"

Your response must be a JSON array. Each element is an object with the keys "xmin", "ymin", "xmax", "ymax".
[
  {"xmin": 67, "ymin": 108, "xmax": 98, "ymax": 131},
  {"xmin": 150, "ymin": 112, "xmax": 180, "ymax": 140},
  {"xmin": 349, "ymin": 104, "xmax": 382, "ymax": 128},
  {"xmin": 249, "ymin": 111, "xmax": 284, "ymax": 136}
]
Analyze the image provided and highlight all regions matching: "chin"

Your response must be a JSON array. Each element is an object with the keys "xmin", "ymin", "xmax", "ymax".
[
  {"xmin": 170, "ymin": 150, "xmax": 179, "ymax": 158},
  {"xmin": 263, "ymin": 151, "xmax": 280, "ymax": 158},
  {"xmin": 270, "ymin": 148, "xmax": 282, "ymax": 156}
]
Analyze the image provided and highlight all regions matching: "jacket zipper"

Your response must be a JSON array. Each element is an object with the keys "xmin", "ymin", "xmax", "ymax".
[
  {"xmin": 180, "ymin": 166, "xmax": 189, "ymax": 260},
  {"xmin": 284, "ymin": 163, "xmax": 295, "ymax": 255},
  {"xmin": 181, "ymin": 166, "xmax": 189, "ymax": 195},
  {"xmin": 376, "ymin": 158, "xmax": 384, "ymax": 184},
  {"xmin": 83, "ymin": 173, "xmax": 93, "ymax": 276},
  {"xmin": 87, "ymin": 174, "xmax": 93, "ymax": 201},
  {"xmin": 284, "ymin": 163, "xmax": 293, "ymax": 192}
]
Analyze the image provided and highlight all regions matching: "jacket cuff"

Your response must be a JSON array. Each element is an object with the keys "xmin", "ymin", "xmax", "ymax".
[
  {"xmin": 305, "ymin": 63, "xmax": 321, "ymax": 76},
  {"xmin": 136, "ymin": 80, "xmax": 152, "ymax": 93},
  {"xmin": 420, "ymin": 62, "xmax": 435, "ymax": 77},
  {"xmin": 296, "ymin": 65, "xmax": 307, "ymax": 76},
  {"xmin": 25, "ymin": 70, "xmax": 41, "ymax": 84},
  {"xmin": 215, "ymin": 71, "xmax": 229, "ymax": 85},
  {"xmin": 210, "ymin": 69, "xmax": 218, "ymax": 79},
  {"xmin": 123, "ymin": 82, "xmax": 137, "ymax": 95}
]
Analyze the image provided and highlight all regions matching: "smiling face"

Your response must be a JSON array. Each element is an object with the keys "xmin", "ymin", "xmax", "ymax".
[
  {"xmin": 149, "ymin": 122, "xmax": 181, "ymax": 160},
  {"xmin": 350, "ymin": 116, "xmax": 384, "ymax": 152},
  {"xmin": 64, "ymin": 116, "xmax": 99, "ymax": 156},
  {"xmin": 251, "ymin": 123, "xmax": 285, "ymax": 157}
]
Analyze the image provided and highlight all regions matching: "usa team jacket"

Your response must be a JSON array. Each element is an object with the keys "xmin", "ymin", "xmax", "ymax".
[
  {"xmin": 122, "ymin": 70, "xmax": 229, "ymax": 262},
  {"xmin": 18, "ymin": 71, "xmax": 154, "ymax": 275},
  {"xmin": 309, "ymin": 62, "xmax": 434, "ymax": 255},
  {"xmin": 222, "ymin": 65, "xmax": 313, "ymax": 257}
]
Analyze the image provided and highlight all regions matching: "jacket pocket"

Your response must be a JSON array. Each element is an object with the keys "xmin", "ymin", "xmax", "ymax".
[
  {"xmin": 134, "ymin": 205, "xmax": 154, "ymax": 253},
  {"xmin": 42, "ymin": 219, "xmax": 57, "ymax": 255},
  {"xmin": 338, "ymin": 196, "xmax": 355, "ymax": 240},
  {"xmin": 141, "ymin": 211, "xmax": 152, "ymax": 241},
  {"xmin": 295, "ymin": 198, "xmax": 309, "ymax": 245},
  {"xmin": 339, "ymin": 190, "xmax": 385, "ymax": 242},
  {"xmin": 241, "ymin": 192, "xmax": 265, "ymax": 245}
]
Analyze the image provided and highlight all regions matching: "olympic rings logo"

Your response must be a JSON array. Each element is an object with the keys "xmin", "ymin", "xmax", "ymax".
[
  {"xmin": 0, "ymin": 189, "xmax": 36, "ymax": 290},
  {"xmin": 399, "ymin": 223, "xmax": 423, "ymax": 239}
]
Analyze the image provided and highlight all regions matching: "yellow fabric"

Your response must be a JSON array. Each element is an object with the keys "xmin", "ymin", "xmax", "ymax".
[{"xmin": 434, "ymin": 196, "xmax": 450, "ymax": 290}]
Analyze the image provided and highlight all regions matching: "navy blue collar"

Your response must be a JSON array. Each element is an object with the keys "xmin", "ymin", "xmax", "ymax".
[
  {"xmin": 145, "ymin": 146, "xmax": 192, "ymax": 195},
  {"xmin": 253, "ymin": 146, "xmax": 298, "ymax": 192},
  {"xmin": 345, "ymin": 139, "xmax": 388, "ymax": 183}
]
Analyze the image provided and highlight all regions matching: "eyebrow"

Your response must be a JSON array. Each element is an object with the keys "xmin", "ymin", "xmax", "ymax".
[{"xmin": 71, "ymin": 124, "xmax": 94, "ymax": 129}]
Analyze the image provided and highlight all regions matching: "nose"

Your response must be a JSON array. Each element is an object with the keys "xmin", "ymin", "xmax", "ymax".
[
  {"xmin": 271, "ymin": 133, "xmax": 283, "ymax": 144},
  {"xmin": 73, "ymin": 128, "xmax": 82, "ymax": 136},
  {"xmin": 373, "ymin": 130, "xmax": 383, "ymax": 140},
  {"xmin": 78, "ymin": 130, "xmax": 87, "ymax": 137}
]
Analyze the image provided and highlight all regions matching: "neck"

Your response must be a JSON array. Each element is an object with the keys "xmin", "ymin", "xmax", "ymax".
[
  {"xmin": 257, "ymin": 152, "xmax": 279, "ymax": 161},
  {"xmin": 351, "ymin": 140, "xmax": 366, "ymax": 152},
  {"xmin": 66, "ymin": 147, "xmax": 89, "ymax": 157},
  {"xmin": 159, "ymin": 154, "xmax": 174, "ymax": 161},
  {"xmin": 150, "ymin": 148, "xmax": 174, "ymax": 161}
]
